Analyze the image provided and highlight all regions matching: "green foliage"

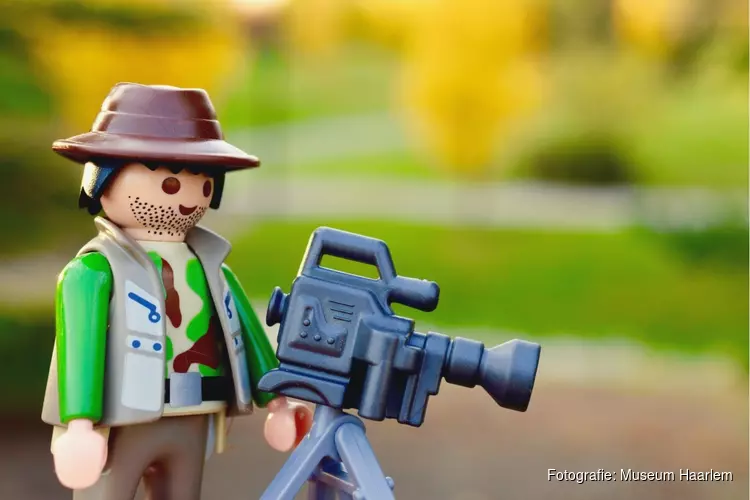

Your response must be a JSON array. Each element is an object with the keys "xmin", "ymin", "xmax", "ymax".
[
  {"xmin": 504, "ymin": 49, "xmax": 747, "ymax": 188},
  {"xmin": 645, "ymin": 221, "xmax": 749, "ymax": 271},
  {"xmin": 547, "ymin": 0, "xmax": 615, "ymax": 49},
  {"xmin": 624, "ymin": 76, "xmax": 747, "ymax": 188},
  {"xmin": 0, "ymin": 122, "xmax": 89, "ymax": 255},
  {"xmin": 0, "ymin": 51, "xmax": 51, "ymax": 117},
  {"xmin": 226, "ymin": 221, "xmax": 747, "ymax": 367},
  {"xmin": 0, "ymin": 310, "xmax": 53, "ymax": 413},
  {"xmin": 220, "ymin": 44, "xmax": 394, "ymax": 128},
  {"xmin": 46, "ymin": 0, "xmax": 201, "ymax": 32},
  {"xmin": 518, "ymin": 131, "xmax": 635, "ymax": 185},
  {"xmin": 0, "ymin": 17, "xmax": 53, "ymax": 117}
]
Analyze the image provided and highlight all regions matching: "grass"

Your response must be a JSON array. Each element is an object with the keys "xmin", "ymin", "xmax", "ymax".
[{"xmin": 225, "ymin": 220, "xmax": 747, "ymax": 365}]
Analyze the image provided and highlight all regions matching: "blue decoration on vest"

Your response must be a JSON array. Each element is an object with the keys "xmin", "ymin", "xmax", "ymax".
[
  {"xmin": 224, "ymin": 292, "xmax": 233, "ymax": 319},
  {"xmin": 127, "ymin": 292, "xmax": 161, "ymax": 323}
]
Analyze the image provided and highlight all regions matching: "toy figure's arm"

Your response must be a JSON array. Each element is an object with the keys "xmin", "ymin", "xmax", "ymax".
[
  {"xmin": 56, "ymin": 252, "xmax": 112, "ymax": 423},
  {"xmin": 222, "ymin": 264, "xmax": 279, "ymax": 408}
]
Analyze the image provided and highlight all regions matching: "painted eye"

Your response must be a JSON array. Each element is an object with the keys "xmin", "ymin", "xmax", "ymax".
[
  {"xmin": 203, "ymin": 180, "xmax": 212, "ymax": 197},
  {"xmin": 162, "ymin": 177, "xmax": 180, "ymax": 194}
]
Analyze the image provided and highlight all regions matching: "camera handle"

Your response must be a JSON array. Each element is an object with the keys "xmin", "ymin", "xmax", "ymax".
[{"xmin": 300, "ymin": 227, "xmax": 440, "ymax": 312}]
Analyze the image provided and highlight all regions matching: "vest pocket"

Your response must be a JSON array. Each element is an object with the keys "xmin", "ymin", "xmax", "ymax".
[{"xmin": 121, "ymin": 351, "xmax": 163, "ymax": 411}]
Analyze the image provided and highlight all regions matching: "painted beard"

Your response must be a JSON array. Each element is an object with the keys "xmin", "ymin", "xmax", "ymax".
[{"xmin": 128, "ymin": 196, "xmax": 208, "ymax": 236}]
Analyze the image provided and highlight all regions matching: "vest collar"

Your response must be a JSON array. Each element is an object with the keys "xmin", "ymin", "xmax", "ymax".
[{"xmin": 93, "ymin": 216, "xmax": 232, "ymax": 266}]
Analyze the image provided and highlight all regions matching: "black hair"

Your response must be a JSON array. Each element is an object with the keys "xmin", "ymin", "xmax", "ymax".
[{"xmin": 79, "ymin": 159, "xmax": 226, "ymax": 215}]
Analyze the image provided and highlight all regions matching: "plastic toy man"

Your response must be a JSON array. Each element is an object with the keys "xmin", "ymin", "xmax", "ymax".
[{"xmin": 41, "ymin": 83, "xmax": 312, "ymax": 500}]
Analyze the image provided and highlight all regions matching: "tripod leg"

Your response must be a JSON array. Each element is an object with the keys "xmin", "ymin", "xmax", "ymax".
[
  {"xmin": 335, "ymin": 423, "xmax": 395, "ymax": 500},
  {"xmin": 261, "ymin": 432, "xmax": 331, "ymax": 500},
  {"xmin": 308, "ymin": 481, "xmax": 337, "ymax": 500},
  {"xmin": 308, "ymin": 458, "xmax": 349, "ymax": 500}
]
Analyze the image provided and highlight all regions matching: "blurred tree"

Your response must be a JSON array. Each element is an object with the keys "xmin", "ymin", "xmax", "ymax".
[
  {"xmin": 351, "ymin": 0, "xmax": 431, "ymax": 51},
  {"xmin": 282, "ymin": 0, "xmax": 351, "ymax": 61},
  {"xmin": 547, "ymin": 0, "xmax": 615, "ymax": 49},
  {"xmin": 399, "ymin": 0, "xmax": 547, "ymax": 178},
  {"xmin": 705, "ymin": 0, "xmax": 748, "ymax": 76},
  {"xmin": 614, "ymin": 0, "xmax": 750, "ymax": 76},
  {"xmin": 520, "ymin": 131, "xmax": 634, "ymax": 185},
  {"xmin": 508, "ymin": 46, "xmax": 666, "ymax": 186},
  {"xmin": 24, "ymin": 0, "xmax": 248, "ymax": 131},
  {"xmin": 612, "ymin": 0, "xmax": 708, "ymax": 64}
]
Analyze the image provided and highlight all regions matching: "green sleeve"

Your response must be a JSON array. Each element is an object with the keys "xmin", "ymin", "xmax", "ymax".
[
  {"xmin": 222, "ymin": 264, "xmax": 279, "ymax": 408},
  {"xmin": 56, "ymin": 252, "xmax": 112, "ymax": 423}
]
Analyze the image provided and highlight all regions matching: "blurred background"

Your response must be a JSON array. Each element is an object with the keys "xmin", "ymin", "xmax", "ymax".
[{"xmin": 0, "ymin": 0, "xmax": 747, "ymax": 498}]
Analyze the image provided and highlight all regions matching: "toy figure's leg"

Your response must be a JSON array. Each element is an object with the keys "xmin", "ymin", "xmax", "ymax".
[
  {"xmin": 72, "ymin": 426, "xmax": 155, "ymax": 500},
  {"xmin": 335, "ymin": 424, "xmax": 394, "ymax": 500},
  {"xmin": 73, "ymin": 415, "xmax": 208, "ymax": 500},
  {"xmin": 141, "ymin": 415, "xmax": 209, "ymax": 500}
]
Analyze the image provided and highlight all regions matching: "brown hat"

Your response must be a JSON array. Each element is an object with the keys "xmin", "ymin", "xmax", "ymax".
[{"xmin": 52, "ymin": 82, "xmax": 259, "ymax": 169}]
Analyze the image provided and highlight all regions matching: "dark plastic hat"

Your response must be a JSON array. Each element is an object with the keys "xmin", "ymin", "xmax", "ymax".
[{"xmin": 52, "ymin": 82, "xmax": 260, "ymax": 169}]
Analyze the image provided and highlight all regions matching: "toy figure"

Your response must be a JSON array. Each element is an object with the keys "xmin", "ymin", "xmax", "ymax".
[{"xmin": 41, "ymin": 82, "xmax": 312, "ymax": 500}]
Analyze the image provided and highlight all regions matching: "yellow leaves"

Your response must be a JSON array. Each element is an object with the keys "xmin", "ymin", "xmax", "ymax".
[
  {"xmin": 27, "ymin": 10, "xmax": 245, "ymax": 130},
  {"xmin": 399, "ymin": 0, "xmax": 546, "ymax": 176},
  {"xmin": 612, "ymin": 0, "xmax": 695, "ymax": 58},
  {"xmin": 283, "ymin": 0, "xmax": 350, "ymax": 60},
  {"xmin": 718, "ymin": 0, "xmax": 748, "ymax": 30},
  {"xmin": 402, "ymin": 59, "xmax": 545, "ymax": 176},
  {"xmin": 352, "ymin": 0, "xmax": 432, "ymax": 48},
  {"xmin": 410, "ymin": 0, "xmax": 544, "ymax": 61}
]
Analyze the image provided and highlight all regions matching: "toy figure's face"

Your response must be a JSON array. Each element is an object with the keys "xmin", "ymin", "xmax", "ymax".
[{"xmin": 100, "ymin": 162, "xmax": 214, "ymax": 241}]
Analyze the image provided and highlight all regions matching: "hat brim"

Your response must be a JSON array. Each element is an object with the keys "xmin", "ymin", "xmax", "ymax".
[{"xmin": 52, "ymin": 132, "xmax": 260, "ymax": 169}]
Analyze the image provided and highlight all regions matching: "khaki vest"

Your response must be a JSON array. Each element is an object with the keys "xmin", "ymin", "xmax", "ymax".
[{"xmin": 41, "ymin": 217, "xmax": 254, "ymax": 428}]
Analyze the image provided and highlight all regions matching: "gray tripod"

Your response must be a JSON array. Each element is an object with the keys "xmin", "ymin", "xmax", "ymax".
[{"xmin": 260, "ymin": 406, "xmax": 395, "ymax": 500}]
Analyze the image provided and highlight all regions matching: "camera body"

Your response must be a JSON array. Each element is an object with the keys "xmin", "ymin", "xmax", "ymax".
[{"xmin": 258, "ymin": 227, "xmax": 541, "ymax": 426}]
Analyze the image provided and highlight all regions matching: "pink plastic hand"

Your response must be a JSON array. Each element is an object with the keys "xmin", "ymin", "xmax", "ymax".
[
  {"xmin": 51, "ymin": 419, "xmax": 108, "ymax": 490},
  {"xmin": 264, "ymin": 397, "xmax": 313, "ymax": 452}
]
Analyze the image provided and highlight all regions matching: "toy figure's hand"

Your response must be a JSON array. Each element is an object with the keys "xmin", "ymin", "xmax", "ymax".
[
  {"xmin": 264, "ymin": 396, "xmax": 313, "ymax": 452},
  {"xmin": 52, "ymin": 419, "xmax": 108, "ymax": 490}
]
